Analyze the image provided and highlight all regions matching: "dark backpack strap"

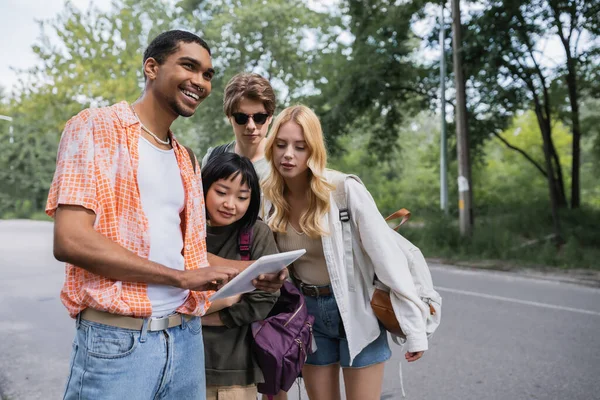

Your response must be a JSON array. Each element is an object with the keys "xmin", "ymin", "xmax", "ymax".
[
  {"xmin": 208, "ymin": 143, "xmax": 230, "ymax": 163},
  {"xmin": 238, "ymin": 227, "xmax": 253, "ymax": 261},
  {"xmin": 183, "ymin": 145, "xmax": 197, "ymax": 173}
]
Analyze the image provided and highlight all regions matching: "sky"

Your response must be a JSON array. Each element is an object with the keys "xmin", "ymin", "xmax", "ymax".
[{"xmin": 0, "ymin": 0, "xmax": 112, "ymax": 93}]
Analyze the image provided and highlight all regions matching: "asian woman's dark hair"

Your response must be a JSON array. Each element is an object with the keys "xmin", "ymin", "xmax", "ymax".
[{"xmin": 201, "ymin": 152, "xmax": 261, "ymax": 231}]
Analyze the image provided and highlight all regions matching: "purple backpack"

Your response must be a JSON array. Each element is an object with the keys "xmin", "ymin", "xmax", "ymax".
[
  {"xmin": 238, "ymin": 227, "xmax": 252, "ymax": 261},
  {"xmin": 251, "ymin": 281, "xmax": 315, "ymax": 396}
]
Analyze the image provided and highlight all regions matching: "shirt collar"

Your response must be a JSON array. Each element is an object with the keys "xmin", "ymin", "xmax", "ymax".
[
  {"xmin": 113, "ymin": 101, "xmax": 138, "ymax": 127},
  {"xmin": 114, "ymin": 100, "xmax": 179, "ymax": 144}
]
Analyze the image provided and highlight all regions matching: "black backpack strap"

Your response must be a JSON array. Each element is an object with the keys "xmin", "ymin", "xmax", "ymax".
[
  {"xmin": 183, "ymin": 145, "xmax": 197, "ymax": 173},
  {"xmin": 208, "ymin": 143, "xmax": 231, "ymax": 163}
]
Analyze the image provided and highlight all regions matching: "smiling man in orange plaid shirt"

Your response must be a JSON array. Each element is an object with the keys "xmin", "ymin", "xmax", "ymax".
[{"xmin": 46, "ymin": 30, "xmax": 285, "ymax": 400}]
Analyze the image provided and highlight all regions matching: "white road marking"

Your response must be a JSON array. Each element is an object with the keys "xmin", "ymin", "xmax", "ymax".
[
  {"xmin": 430, "ymin": 264, "xmax": 600, "ymax": 293},
  {"xmin": 436, "ymin": 286, "xmax": 600, "ymax": 317}
]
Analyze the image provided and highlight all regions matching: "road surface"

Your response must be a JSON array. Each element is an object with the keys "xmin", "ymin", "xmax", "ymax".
[{"xmin": 1, "ymin": 220, "xmax": 599, "ymax": 399}]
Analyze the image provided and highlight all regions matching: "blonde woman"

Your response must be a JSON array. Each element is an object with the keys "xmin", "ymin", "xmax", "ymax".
[{"xmin": 262, "ymin": 105, "xmax": 428, "ymax": 400}]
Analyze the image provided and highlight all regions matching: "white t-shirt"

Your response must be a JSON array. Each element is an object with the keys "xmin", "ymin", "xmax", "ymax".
[{"xmin": 137, "ymin": 136, "xmax": 189, "ymax": 317}]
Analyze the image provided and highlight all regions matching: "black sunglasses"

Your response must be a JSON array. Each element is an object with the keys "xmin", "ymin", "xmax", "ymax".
[{"xmin": 232, "ymin": 112, "xmax": 270, "ymax": 126}]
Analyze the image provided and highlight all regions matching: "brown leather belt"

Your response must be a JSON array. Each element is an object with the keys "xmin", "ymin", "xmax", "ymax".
[
  {"xmin": 81, "ymin": 309, "xmax": 192, "ymax": 332},
  {"xmin": 299, "ymin": 283, "xmax": 333, "ymax": 298}
]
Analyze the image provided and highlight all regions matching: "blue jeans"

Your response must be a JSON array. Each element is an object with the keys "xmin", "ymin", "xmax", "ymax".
[
  {"xmin": 63, "ymin": 314, "xmax": 205, "ymax": 400},
  {"xmin": 305, "ymin": 293, "xmax": 391, "ymax": 368}
]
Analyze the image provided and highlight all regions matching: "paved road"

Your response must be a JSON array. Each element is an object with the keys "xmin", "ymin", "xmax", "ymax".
[{"xmin": 1, "ymin": 220, "xmax": 599, "ymax": 400}]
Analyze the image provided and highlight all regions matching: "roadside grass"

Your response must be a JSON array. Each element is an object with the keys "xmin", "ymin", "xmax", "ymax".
[
  {"xmin": 1, "ymin": 211, "xmax": 51, "ymax": 221},
  {"xmin": 401, "ymin": 204, "xmax": 600, "ymax": 270},
  {"xmin": 0, "ymin": 198, "xmax": 51, "ymax": 221}
]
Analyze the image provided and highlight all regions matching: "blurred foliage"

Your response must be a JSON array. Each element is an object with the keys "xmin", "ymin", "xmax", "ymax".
[
  {"xmin": 316, "ymin": 0, "xmax": 434, "ymax": 156},
  {"xmin": 172, "ymin": 0, "xmax": 341, "ymax": 150},
  {"xmin": 328, "ymin": 111, "xmax": 448, "ymax": 216},
  {"xmin": 401, "ymin": 203, "xmax": 600, "ymax": 269},
  {"xmin": 329, "ymin": 109, "xmax": 600, "ymax": 269},
  {"xmin": 0, "ymin": 0, "xmax": 172, "ymax": 218},
  {"xmin": 0, "ymin": 0, "xmax": 336, "ymax": 218},
  {"xmin": 475, "ymin": 111, "xmax": 573, "ymax": 210}
]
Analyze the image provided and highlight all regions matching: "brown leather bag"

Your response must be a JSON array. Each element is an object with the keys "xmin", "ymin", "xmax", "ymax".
[{"xmin": 369, "ymin": 208, "xmax": 435, "ymax": 336}]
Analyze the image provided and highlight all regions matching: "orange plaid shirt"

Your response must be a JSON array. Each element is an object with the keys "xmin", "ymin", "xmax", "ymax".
[{"xmin": 46, "ymin": 101, "xmax": 212, "ymax": 318}]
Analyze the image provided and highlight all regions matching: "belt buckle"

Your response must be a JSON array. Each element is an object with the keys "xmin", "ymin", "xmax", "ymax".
[
  {"xmin": 149, "ymin": 315, "xmax": 172, "ymax": 331},
  {"xmin": 303, "ymin": 284, "xmax": 320, "ymax": 298}
]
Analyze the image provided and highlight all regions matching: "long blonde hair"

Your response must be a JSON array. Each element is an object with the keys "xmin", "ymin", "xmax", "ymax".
[{"xmin": 263, "ymin": 105, "xmax": 334, "ymax": 238}]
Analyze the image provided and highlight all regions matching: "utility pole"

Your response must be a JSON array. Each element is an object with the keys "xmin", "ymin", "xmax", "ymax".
[
  {"xmin": 439, "ymin": 2, "xmax": 448, "ymax": 214},
  {"xmin": 0, "ymin": 115, "xmax": 13, "ymax": 143},
  {"xmin": 451, "ymin": 0, "xmax": 473, "ymax": 236}
]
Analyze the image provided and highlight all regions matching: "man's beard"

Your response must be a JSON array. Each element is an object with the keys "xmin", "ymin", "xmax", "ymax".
[{"xmin": 169, "ymin": 98, "xmax": 196, "ymax": 118}]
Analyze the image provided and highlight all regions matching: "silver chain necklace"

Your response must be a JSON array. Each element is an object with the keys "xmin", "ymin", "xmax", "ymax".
[{"xmin": 130, "ymin": 105, "xmax": 171, "ymax": 145}]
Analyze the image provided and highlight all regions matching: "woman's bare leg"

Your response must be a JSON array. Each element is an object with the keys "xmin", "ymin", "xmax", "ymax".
[
  {"xmin": 341, "ymin": 362, "xmax": 385, "ymax": 400},
  {"xmin": 302, "ymin": 364, "xmax": 341, "ymax": 400}
]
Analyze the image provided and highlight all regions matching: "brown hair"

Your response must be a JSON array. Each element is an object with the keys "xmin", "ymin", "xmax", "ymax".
[{"xmin": 223, "ymin": 73, "xmax": 276, "ymax": 117}]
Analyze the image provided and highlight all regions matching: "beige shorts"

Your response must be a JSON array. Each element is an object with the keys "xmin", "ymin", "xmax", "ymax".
[{"xmin": 205, "ymin": 384, "xmax": 258, "ymax": 400}]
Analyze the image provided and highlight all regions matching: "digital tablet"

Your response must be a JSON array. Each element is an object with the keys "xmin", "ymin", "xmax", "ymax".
[{"xmin": 209, "ymin": 249, "xmax": 306, "ymax": 301}]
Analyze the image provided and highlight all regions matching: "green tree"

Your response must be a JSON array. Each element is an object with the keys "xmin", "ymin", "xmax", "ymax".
[
  {"xmin": 579, "ymin": 98, "xmax": 600, "ymax": 208},
  {"xmin": 545, "ymin": 0, "xmax": 599, "ymax": 209},
  {"xmin": 0, "ymin": 0, "xmax": 340, "ymax": 216},
  {"xmin": 0, "ymin": 0, "xmax": 172, "ymax": 217},
  {"xmin": 0, "ymin": 91, "xmax": 63, "ymax": 217},
  {"xmin": 175, "ymin": 0, "xmax": 340, "ymax": 151},
  {"xmin": 477, "ymin": 111, "xmax": 572, "ymax": 209},
  {"xmin": 314, "ymin": 0, "xmax": 434, "ymax": 156},
  {"xmin": 27, "ymin": 0, "xmax": 174, "ymax": 106},
  {"xmin": 330, "ymin": 111, "xmax": 445, "ymax": 215},
  {"xmin": 458, "ymin": 0, "xmax": 575, "ymax": 240}
]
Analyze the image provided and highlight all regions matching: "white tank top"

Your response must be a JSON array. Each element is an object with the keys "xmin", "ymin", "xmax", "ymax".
[{"xmin": 137, "ymin": 136, "xmax": 189, "ymax": 317}]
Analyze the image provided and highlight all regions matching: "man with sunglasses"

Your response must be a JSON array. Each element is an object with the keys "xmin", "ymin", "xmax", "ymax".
[{"xmin": 202, "ymin": 72, "xmax": 275, "ymax": 180}]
